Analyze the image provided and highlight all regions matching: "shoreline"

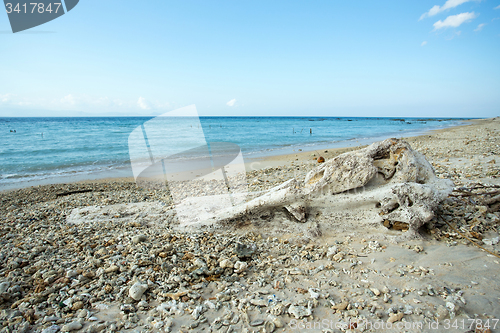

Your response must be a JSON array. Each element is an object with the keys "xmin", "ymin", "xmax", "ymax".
[{"xmin": 0, "ymin": 118, "xmax": 478, "ymax": 193}]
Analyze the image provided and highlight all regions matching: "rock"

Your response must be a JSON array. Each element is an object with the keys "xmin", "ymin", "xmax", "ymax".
[
  {"xmin": 387, "ymin": 312, "xmax": 403, "ymax": 323},
  {"xmin": 234, "ymin": 243, "xmax": 256, "ymax": 258},
  {"xmin": 234, "ymin": 261, "xmax": 248, "ymax": 274},
  {"xmin": 71, "ymin": 301, "xmax": 84, "ymax": 311},
  {"xmin": 435, "ymin": 305, "xmax": 449, "ymax": 320},
  {"xmin": 219, "ymin": 259, "xmax": 233, "ymax": 269},
  {"xmin": 0, "ymin": 282, "xmax": 10, "ymax": 294},
  {"xmin": 66, "ymin": 270, "xmax": 78, "ymax": 278},
  {"xmin": 104, "ymin": 265, "xmax": 119, "ymax": 273},
  {"xmin": 268, "ymin": 315, "xmax": 283, "ymax": 328},
  {"xmin": 370, "ymin": 288, "xmax": 381, "ymax": 296},
  {"xmin": 192, "ymin": 305, "xmax": 203, "ymax": 320},
  {"xmin": 132, "ymin": 234, "xmax": 147, "ymax": 244},
  {"xmin": 483, "ymin": 237, "xmax": 499, "ymax": 246},
  {"xmin": 332, "ymin": 253, "xmax": 343, "ymax": 262},
  {"xmin": 288, "ymin": 304, "xmax": 312, "ymax": 319},
  {"xmin": 284, "ymin": 202, "xmax": 307, "ymax": 222},
  {"xmin": 77, "ymin": 309, "xmax": 88, "ymax": 318},
  {"xmin": 446, "ymin": 301, "xmax": 459, "ymax": 319},
  {"xmin": 61, "ymin": 321, "xmax": 83, "ymax": 331},
  {"xmin": 264, "ymin": 321, "xmax": 276, "ymax": 332},
  {"xmin": 332, "ymin": 299, "xmax": 348, "ymax": 310},
  {"xmin": 41, "ymin": 325, "xmax": 60, "ymax": 333},
  {"xmin": 308, "ymin": 288, "xmax": 320, "ymax": 299},
  {"xmin": 250, "ymin": 319, "xmax": 264, "ymax": 326},
  {"xmin": 44, "ymin": 316, "xmax": 61, "ymax": 323},
  {"xmin": 317, "ymin": 156, "xmax": 325, "ymax": 163},
  {"xmin": 326, "ymin": 246, "xmax": 338, "ymax": 259},
  {"xmin": 129, "ymin": 282, "xmax": 148, "ymax": 301}
]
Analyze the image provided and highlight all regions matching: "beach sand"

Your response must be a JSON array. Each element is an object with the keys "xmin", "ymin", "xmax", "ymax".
[{"xmin": 0, "ymin": 118, "xmax": 499, "ymax": 332}]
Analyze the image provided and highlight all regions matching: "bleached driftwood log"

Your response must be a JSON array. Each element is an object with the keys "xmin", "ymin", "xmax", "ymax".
[{"xmin": 205, "ymin": 138, "xmax": 453, "ymax": 237}]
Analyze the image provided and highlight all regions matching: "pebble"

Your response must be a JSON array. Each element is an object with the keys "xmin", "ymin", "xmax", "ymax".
[
  {"xmin": 219, "ymin": 259, "xmax": 233, "ymax": 269},
  {"xmin": 129, "ymin": 282, "xmax": 148, "ymax": 300},
  {"xmin": 235, "ymin": 243, "xmax": 257, "ymax": 258},
  {"xmin": 234, "ymin": 261, "xmax": 248, "ymax": 273},
  {"xmin": 61, "ymin": 321, "xmax": 83, "ymax": 332},
  {"xmin": 41, "ymin": 325, "xmax": 61, "ymax": 333},
  {"xmin": 250, "ymin": 319, "xmax": 264, "ymax": 326},
  {"xmin": 387, "ymin": 312, "xmax": 403, "ymax": 323},
  {"xmin": 288, "ymin": 304, "xmax": 312, "ymax": 319},
  {"xmin": 0, "ymin": 281, "xmax": 10, "ymax": 293},
  {"xmin": 132, "ymin": 234, "xmax": 147, "ymax": 244}
]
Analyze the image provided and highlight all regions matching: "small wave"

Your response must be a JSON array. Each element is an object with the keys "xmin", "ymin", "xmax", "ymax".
[{"xmin": 1, "ymin": 173, "xmax": 19, "ymax": 179}]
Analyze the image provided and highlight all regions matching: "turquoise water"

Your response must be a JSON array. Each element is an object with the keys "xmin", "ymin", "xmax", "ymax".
[{"xmin": 0, "ymin": 116, "xmax": 467, "ymax": 189}]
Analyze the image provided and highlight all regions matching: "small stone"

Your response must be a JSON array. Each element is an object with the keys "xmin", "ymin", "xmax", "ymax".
[
  {"xmin": 317, "ymin": 156, "xmax": 325, "ymax": 163},
  {"xmin": 219, "ymin": 259, "xmax": 233, "ymax": 269},
  {"xmin": 44, "ymin": 316, "xmax": 61, "ymax": 322},
  {"xmin": 370, "ymin": 288, "xmax": 381, "ymax": 296},
  {"xmin": 41, "ymin": 325, "xmax": 61, "ymax": 333},
  {"xmin": 129, "ymin": 282, "xmax": 148, "ymax": 301},
  {"xmin": 234, "ymin": 261, "xmax": 248, "ymax": 274},
  {"xmin": 138, "ymin": 300, "xmax": 148, "ymax": 309},
  {"xmin": 269, "ymin": 315, "xmax": 283, "ymax": 328},
  {"xmin": 435, "ymin": 305, "xmax": 449, "ymax": 320},
  {"xmin": 332, "ymin": 253, "xmax": 343, "ymax": 262},
  {"xmin": 132, "ymin": 234, "xmax": 147, "ymax": 244},
  {"xmin": 235, "ymin": 243, "xmax": 257, "ymax": 258},
  {"xmin": 66, "ymin": 270, "xmax": 78, "ymax": 278},
  {"xmin": 326, "ymin": 246, "xmax": 338, "ymax": 259},
  {"xmin": 288, "ymin": 304, "xmax": 312, "ymax": 319},
  {"xmin": 264, "ymin": 321, "xmax": 276, "ymax": 332},
  {"xmin": 0, "ymin": 282, "xmax": 10, "ymax": 293},
  {"xmin": 250, "ymin": 319, "xmax": 264, "ymax": 326},
  {"xmin": 77, "ymin": 309, "xmax": 88, "ymax": 319},
  {"xmin": 71, "ymin": 301, "xmax": 84, "ymax": 311},
  {"xmin": 309, "ymin": 288, "xmax": 320, "ymax": 299},
  {"xmin": 104, "ymin": 265, "xmax": 119, "ymax": 273},
  {"xmin": 61, "ymin": 321, "xmax": 83, "ymax": 331},
  {"xmin": 332, "ymin": 300, "xmax": 348, "ymax": 310},
  {"xmin": 387, "ymin": 312, "xmax": 403, "ymax": 323}
]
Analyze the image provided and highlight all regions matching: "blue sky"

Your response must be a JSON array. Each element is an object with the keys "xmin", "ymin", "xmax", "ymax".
[{"xmin": 1, "ymin": 0, "xmax": 499, "ymax": 117}]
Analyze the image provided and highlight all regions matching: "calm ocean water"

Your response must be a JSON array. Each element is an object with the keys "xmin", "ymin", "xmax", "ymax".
[{"xmin": 0, "ymin": 117, "xmax": 468, "ymax": 190}]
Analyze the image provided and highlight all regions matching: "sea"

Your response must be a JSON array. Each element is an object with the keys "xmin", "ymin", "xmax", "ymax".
[{"xmin": 0, "ymin": 117, "xmax": 470, "ymax": 190}]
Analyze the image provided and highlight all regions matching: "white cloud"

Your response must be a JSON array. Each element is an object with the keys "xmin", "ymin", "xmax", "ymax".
[
  {"xmin": 60, "ymin": 94, "xmax": 77, "ymax": 106},
  {"xmin": 495, "ymin": 5, "xmax": 500, "ymax": 9},
  {"xmin": 433, "ymin": 12, "xmax": 477, "ymax": 29},
  {"xmin": 474, "ymin": 23, "xmax": 486, "ymax": 31},
  {"xmin": 420, "ymin": 0, "xmax": 475, "ymax": 20},
  {"xmin": 137, "ymin": 97, "xmax": 151, "ymax": 110},
  {"xmin": 0, "ymin": 93, "xmax": 13, "ymax": 103},
  {"xmin": 421, "ymin": 41, "xmax": 428, "ymax": 46},
  {"xmin": 226, "ymin": 98, "xmax": 236, "ymax": 107}
]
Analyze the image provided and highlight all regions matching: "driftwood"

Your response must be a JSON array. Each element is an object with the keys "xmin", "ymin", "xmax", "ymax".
[{"xmin": 176, "ymin": 138, "xmax": 454, "ymax": 238}]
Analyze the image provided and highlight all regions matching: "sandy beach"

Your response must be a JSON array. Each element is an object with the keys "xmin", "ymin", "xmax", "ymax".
[{"xmin": 1, "ymin": 118, "xmax": 499, "ymax": 333}]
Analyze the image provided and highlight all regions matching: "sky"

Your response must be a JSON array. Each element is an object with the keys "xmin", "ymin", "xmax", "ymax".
[{"xmin": 1, "ymin": 0, "xmax": 499, "ymax": 117}]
